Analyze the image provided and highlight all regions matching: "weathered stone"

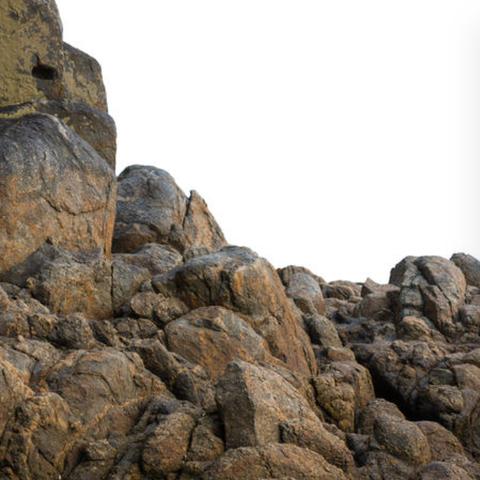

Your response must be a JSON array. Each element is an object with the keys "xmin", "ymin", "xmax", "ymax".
[
  {"xmin": 304, "ymin": 313, "xmax": 342, "ymax": 348},
  {"xmin": 12, "ymin": 245, "xmax": 113, "ymax": 319},
  {"xmin": 452, "ymin": 253, "xmax": 480, "ymax": 288},
  {"xmin": 142, "ymin": 411, "xmax": 196, "ymax": 476},
  {"xmin": 373, "ymin": 413, "xmax": 431, "ymax": 465},
  {"xmin": 165, "ymin": 307, "xmax": 272, "ymax": 381},
  {"xmin": 279, "ymin": 267, "xmax": 325, "ymax": 315},
  {"xmin": 0, "ymin": 0, "xmax": 64, "ymax": 108},
  {"xmin": 313, "ymin": 361, "xmax": 374, "ymax": 432},
  {"xmin": 36, "ymin": 99, "xmax": 116, "ymax": 169},
  {"xmin": 0, "ymin": 114, "xmax": 116, "ymax": 277},
  {"xmin": 113, "ymin": 165, "xmax": 226, "ymax": 254},
  {"xmin": 390, "ymin": 256, "xmax": 466, "ymax": 336},
  {"xmin": 154, "ymin": 247, "xmax": 316, "ymax": 376},
  {"xmin": 418, "ymin": 462, "xmax": 473, "ymax": 480},
  {"xmin": 202, "ymin": 444, "xmax": 348, "ymax": 480},
  {"xmin": 216, "ymin": 361, "xmax": 320, "ymax": 449},
  {"xmin": 279, "ymin": 418, "xmax": 356, "ymax": 474},
  {"xmin": 62, "ymin": 43, "xmax": 108, "ymax": 112}
]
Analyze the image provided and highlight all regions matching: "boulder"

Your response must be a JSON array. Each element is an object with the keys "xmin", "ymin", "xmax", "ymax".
[
  {"xmin": 216, "ymin": 361, "xmax": 320, "ymax": 449},
  {"xmin": 452, "ymin": 253, "xmax": 480, "ymax": 289},
  {"xmin": 165, "ymin": 306, "xmax": 273, "ymax": 380},
  {"xmin": 0, "ymin": 114, "xmax": 116, "ymax": 278},
  {"xmin": 202, "ymin": 443, "xmax": 348, "ymax": 480},
  {"xmin": 278, "ymin": 266, "xmax": 325, "ymax": 315},
  {"xmin": 113, "ymin": 165, "xmax": 226, "ymax": 254},
  {"xmin": 142, "ymin": 410, "xmax": 197, "ymax": 476},
  {"xmin": 154, "ymin": 246, "xmax": 316, "ymax": 376}
]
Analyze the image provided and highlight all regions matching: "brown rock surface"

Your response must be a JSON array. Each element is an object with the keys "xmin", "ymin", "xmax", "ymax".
[
  {"xmin": 1, "ymin": 2, "xmax": 480, "ymax": 479},
  {"xmin": 0, "ymin": 114, "xmax": 116, "ymax": 278}
]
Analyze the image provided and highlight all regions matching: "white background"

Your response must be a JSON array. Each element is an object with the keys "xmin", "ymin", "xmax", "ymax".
[{"xmin": 57, "ymin": 0, "xmax": 480, "ymax": 283}]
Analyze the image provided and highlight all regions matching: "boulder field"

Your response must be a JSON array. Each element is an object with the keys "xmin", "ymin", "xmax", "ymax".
[{"xmin": 0, "ymin": 1, "xmax": 479, "ymax": 479}]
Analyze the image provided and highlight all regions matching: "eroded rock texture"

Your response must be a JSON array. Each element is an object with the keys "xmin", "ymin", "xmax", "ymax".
[{"xmin": 0, "ymin": 1, "xmax": 479, "ymax": 479}]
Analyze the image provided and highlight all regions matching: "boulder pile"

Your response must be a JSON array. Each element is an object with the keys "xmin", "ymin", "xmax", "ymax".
[{"xmin": 0, "ymin": 2, "xmax": 479, "ymax": 479}]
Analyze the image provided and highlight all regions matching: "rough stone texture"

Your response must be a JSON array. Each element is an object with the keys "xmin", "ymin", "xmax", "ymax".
[
  {"xmin": 63, "ymin": 42, "xmax": 108, "ymax": 112},
  {"xmin": 2, "ymin": 3, "xmax": 480, "ymax": 479},
  {"xmin": 0, "ymin": 0, "xmax": 64, "ymax": 108},
  {"xmin": 452, "ymin": 253, "xmax": 480, "ymax": 289},
  {"xmin": 113, "ymin": 165, "xmax": 226, "ymax": 254},
  {"xmin": 216, "ymin": 360, "xmax": 321, "ymax": 449},
  {"xmin": 389, "ymin": 256, "xmax": 466, "ymax": 336},
  {"xmin": 154, "ymin": 246, "xmax": 317, "ymax": 376},
  {"xmin": 36, "ymin": 99, "xmax": 116, "ymax": 169},
  {"xmin": 202, "ymin": 444, "xmax": 348, "ymax": 480},
  {"xmin": 0, "ymin": 114, "xmax": 116, "ymax": 277},
  {"xmin": 165, "ymin": 307, "xmax": 272, "ymax": 380}
]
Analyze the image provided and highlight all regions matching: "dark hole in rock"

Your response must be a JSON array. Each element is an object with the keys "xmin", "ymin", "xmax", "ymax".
[{"xmin": 32, "ymin": 61, "xmax": 58, "ymax": 81}]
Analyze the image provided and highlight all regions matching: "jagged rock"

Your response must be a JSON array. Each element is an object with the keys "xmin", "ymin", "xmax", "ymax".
[
  {"xmin": 115, "ymin": 243, "xmax": 183, "ymax": 276},
  {"xmin": 417, "ymin": 421, "xmax": 465, "ymax": 462},
  {"xmin": 113, "ymin": 165, "xmax": 226, "ymax": 254},
  {"xmin": 216, "ymin": 361, "xmax": 321, "ymax": 448},
  {"xmin": 112, "ymin": 259, "xmax": 150, "ymax": 315},
  {"xmin": 278, "ymin": 266, "xmax": 326, "ymax": 315},
  {"xmin": 130, "ymin": 338, "xmax": 216, "ymax": 412},
  {"xmin": 0, "ymin": 114, "xmax": 116, "ymax": 278},
  {"xmin": 3, "ymin": 2, "xmax": 480, "ymax": 478},
  {"xmin": 186, "ymin": 415, "xmax": 225, "ymax": 464},
  {"xmin": 153, "ymin": 246, "xmax": 316, "ymax": 376},
  {"xmin": 202, "ymin": 443, "xmax": 348, "ymax": 480},
  {"xmin": 280, "ymin": 418, "xmax": 357, "ymax": 474},
  {"xmin": 389, "ymin": 256, "xmax": 467, "ymax": 336}
]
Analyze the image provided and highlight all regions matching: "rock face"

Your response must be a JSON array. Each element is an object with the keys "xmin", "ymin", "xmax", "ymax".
[
  {"xmin": 113, "ymin": 165, "xmax": 227, "ymax": 254},
  {"xmin": 1, "ymin": 1, "xmax": 480, "ymax": 479}
]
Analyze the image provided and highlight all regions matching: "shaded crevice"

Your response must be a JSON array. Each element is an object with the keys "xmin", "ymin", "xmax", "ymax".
[
  {"xmin": 368, "ymin": 368, "xmax": 428, "ymax": 422},
  {"xmin": 32, "ymin": 60, "xmax": 58, "ymax": 81}
]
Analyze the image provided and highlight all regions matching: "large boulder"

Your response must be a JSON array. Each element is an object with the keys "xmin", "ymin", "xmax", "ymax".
[
  {"xmin": 215, "ymin": 359, "xmax": 355, "ymax": 475},
  {"xmin": 154, "ymin": 246, "xmax": 316, "ymax": 376},
  {"xmin": 113, "ymin": 165, "xmax": 226, "ymax": 254},
  {"xmin": 0, "ymin": 114, "xmax": 116, "ymax": 278}
]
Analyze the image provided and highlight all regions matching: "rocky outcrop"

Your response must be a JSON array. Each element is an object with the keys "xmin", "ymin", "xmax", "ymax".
[
  {"xmin": 1, "ymin": 1, "xmax": 479, "ymax": 479},
  {"xmin": 0, "ymin": 0, "xmax": 116, "ymax": 170},
  {"xmin": 113, "ymin": 165, "xmax": 227, "ymax": 254}
]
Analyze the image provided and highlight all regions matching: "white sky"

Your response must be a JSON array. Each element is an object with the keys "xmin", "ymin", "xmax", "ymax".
[{"xmin": 57, "ymin": 0, "xmax": 480, "ymax": 283}]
